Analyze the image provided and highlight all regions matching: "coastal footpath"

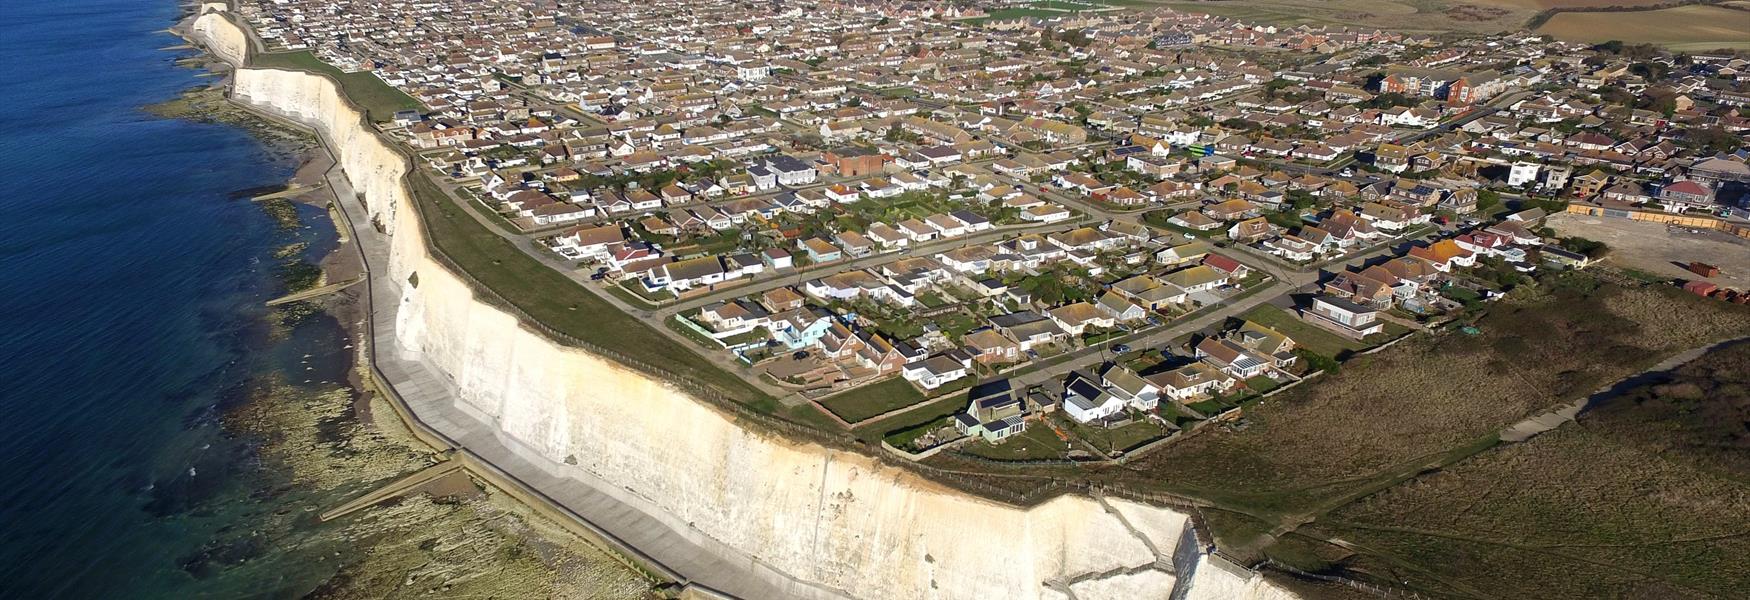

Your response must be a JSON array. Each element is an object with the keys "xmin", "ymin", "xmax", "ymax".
[{"xmin": 189, "ymin": 7, "xmax": 1299, "ymax": 600}]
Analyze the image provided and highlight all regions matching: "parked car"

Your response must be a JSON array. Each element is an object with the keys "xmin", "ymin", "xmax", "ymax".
[{"xmin": 1111, "ymin": 344, "xmax": 1131, "ymax": 354}]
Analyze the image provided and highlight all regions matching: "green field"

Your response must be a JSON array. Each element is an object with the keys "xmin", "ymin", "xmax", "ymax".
[{"xmin": 251, "ymin": 50, "xmax": 423, "ymax": 121}]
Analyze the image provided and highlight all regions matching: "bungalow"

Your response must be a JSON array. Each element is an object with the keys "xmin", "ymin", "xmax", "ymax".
[
  {"xmin": 1022, "ymin": 204, "xmax": 1072, "ymax": 222},
  {"xmin": 866, "ymin": 223, "xmax": 910, "ymax": 249},
  {"xmin": 1154, "ymin": 240, "xmax": 1208, "ymax": 266},
  {"xmin": 1100, "ymin": 364, "xmax": 1161, "ymax": 411},
  {"xmin": 1049, "ymin": 302, "xmax": 1114, "ymax": 336},
  {"xmin": 1062, "ymin": 371, "xmax": 1126, "ymax": 424},
  {"xmin": 898, "ymin": 219, "xmax": 939, "ymax": 243},
  {"xmin": 1194, "ymin": 337, "xmax": 1272, "ymax": 379},
  {"xmin": 1202, "ymin": 254, "xmax": 1251, "ymax": 280},
  {"xmin": 902, "ymin": 353, "xmax": 973, "ymax": 390},
  {"xmin": 1096, "ymin": 291, "xmax": 1147, "ymax": 323},
  {"xmin": 834, "ymin": 231, "xmax": 876, "ymax": 257},
  {"xmin": 646, "ymin": 255, "xmax": 729, "ymax": 292},
  {"xmin": 1162, "ymin": 265, "xmax": 1228, "ymax": 294},
  {"xmin": 1145, "ymin": 362, "xmax": 1235, "ymax": 402},
  {"xmin": 799, "ymin": 237, "xmax": 843, "ymax": 263},
  {"xmin": 991, "ymin": 311, "xmax": 1069, "ymax": 352},
  {"xmin": 962, "ymin": 328, "xmax": 1022, "ymax": 365}
]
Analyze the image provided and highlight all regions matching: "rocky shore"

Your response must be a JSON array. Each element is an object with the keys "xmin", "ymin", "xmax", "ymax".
[{"xmin": 156, "ymin": 12, "xmax": 657, "ymax": 598}]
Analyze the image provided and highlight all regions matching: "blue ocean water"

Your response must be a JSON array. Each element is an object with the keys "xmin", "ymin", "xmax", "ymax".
[{"xmin": 0, "ymin": 1, "xmax": 348, "ymax": 597}]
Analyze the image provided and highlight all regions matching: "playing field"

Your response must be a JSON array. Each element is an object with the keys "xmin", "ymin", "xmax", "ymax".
[{"xmin": 1537, "ymin": 5, "xmax": 1750, "ymax": 50}]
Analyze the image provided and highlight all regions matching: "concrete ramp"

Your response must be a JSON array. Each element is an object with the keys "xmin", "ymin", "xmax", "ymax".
[{"xmin": 320, "ymin": 459, "xmax": 461, "ymax": 521}]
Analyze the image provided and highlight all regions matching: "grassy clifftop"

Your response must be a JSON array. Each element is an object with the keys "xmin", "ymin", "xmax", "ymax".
[{"xmin": 251, "ymin": 50, "xmax": 423, "ymax": 121}]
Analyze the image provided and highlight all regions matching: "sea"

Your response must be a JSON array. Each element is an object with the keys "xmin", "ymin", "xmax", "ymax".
[{"xmin": 0, "ymin": 0, "xmax": 360, "ymax": 597}]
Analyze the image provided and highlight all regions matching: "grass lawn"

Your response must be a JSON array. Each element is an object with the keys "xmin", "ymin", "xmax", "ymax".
[
  {"xmin": 250, "ymin": 50, "xmax": 423, "ymax": 121},
  {"xmin": 854, "ymin": 394, "xmax": 965, "ymax": 444},
  {"xmin": 1241, "ymin": 304, "xmax": 1372, "ymax": 357},
  {"xmin": 617, "ymin": 280, "xmax": 675, "ymax": 304},
  {"xmin": 961, "ymin": 426, "xmax": 1071, "ymax": 461},
  {"xmin": 820, "ymin": 376, "xmax": 926, "ymax": 423},
  {"xmin": 1243, "ymin": 375, "xmax": 1281, "ymax": 394},
  {"xmin": 1071, "ymin": 418, "xmax": 1168, "ymax": 455},
  {"xmin": 406, "ymin": 171, "xmax": 781, "ymax": 414}
]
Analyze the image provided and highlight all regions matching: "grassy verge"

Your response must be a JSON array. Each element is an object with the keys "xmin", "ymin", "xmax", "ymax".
[{"xmin": 406, "ymin": 170, "xmax": 781, "ymax": 412}]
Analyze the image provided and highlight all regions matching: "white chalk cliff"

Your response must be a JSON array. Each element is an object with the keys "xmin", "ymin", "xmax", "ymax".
[{"xmin": 195, "ymin": 10, "xmax": 1300, "ymax": 600}]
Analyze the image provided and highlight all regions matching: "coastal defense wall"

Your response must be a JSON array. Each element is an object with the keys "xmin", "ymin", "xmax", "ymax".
[
  {"xmin": 190, "ymin": 12, "xmax": 247, "ymax": 67},
  {"xmin": 208, "ymin": 9, "xmax": 1297, "ymax": 600}
]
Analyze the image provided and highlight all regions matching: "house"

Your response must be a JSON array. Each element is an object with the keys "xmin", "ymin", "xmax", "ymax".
[
  {"xmin": 1162, "ymin": 265, "xmax": 1228, "ymax": 293},
  {"xmin": 1145, "ymin": 362, "xmax": 1236, "ymax": 402},
  {"xmin": 902, "ymin": 353, "xmax": 973, "ymax": 390},
  {"xmin": 1062, "ymin": 371, "xmax": 1126, "ymax": 424},
  {"xmin": 1228, "ymin": 217, "xmax": 1279, "ymax": 244},
  {"xmin": 764, "ymin": 155, "xmax": 818, "ymax": 187},
  {"xmin": 799, "ymin": 237, "xmax": 842, "ymax": 263},
  {"xmin": 1100, "ymin": 364, "xmax": 1161, "ymax": 411},
  {"xmin": 1168, "ymin": 211, "xmax": 1222, "ymax": 231},
  {"xmin": 1049, "ymin": 302, "xmax": 1114, "ymax": 336},
  {"xmin": 1202, "ymin": 254, "xmax": 1251, "ymax": 280},
  {"xmin": 646, "ymin": 255, "xmax": 729, "ymax": 292},
  {"xmin": 1303, "ymin": 295, "xmax": 1385, "ymax": 338},
  {"xmin": 1096, "ymin": 292, "xmax": 1147, "ymax": 323},
  {"xmin": 552, "ymin": 223, "xmax": 626, "ymax": 261},
  {"xmin": 827, "ymin": 231, "xmax": 870, "ymax": 258},
  {"xmin": 760, "ymin": 286, "xmax": 806, "ymax": 312},
  {"xmin": 990, "ymin": 311, "xmax": 1069, "ymax": 352},
  {"xmin": 1111, "ymin": 275, "xmax": 1188, "ymax": 310},
  {"xmin": 1203, "ymin": 199, "xmax": 1259, "ymax": 221},
  {"xmin": 962, "ymin": 328, "xmax": 1021, "ymax": 365},
  {"xmin": 1194, "ymin": 336, "xmax": 1273, "ymax": 379},
  {"xmin": 1406, "ymin": 239, "xmax": 1476, "ymax": 272},
  {"xmin": 1659, "ymin": 180, "xmax": 1717, "ymax": 212},
  {"xmin": 698, "ymin": 301, "xmax": 769, "ymax": 333},
  {"xmin": 766, "ymin": 307, "xmax": 836, "ymax": 349},
  {"xmin": 953, "ymin": 379, "xmax": 1028, "ymax": 442}
]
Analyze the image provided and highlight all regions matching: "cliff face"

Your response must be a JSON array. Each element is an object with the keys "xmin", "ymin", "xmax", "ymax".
[
  {"xmin": 204, "ymin": 12, "xmax": 1297, "ymax": 600},
  {"xmin": 190, "ymin": 11, "xmax": 247, "ymax": 66}
]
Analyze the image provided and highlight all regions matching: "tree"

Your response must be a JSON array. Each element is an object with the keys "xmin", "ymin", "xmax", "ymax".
[
  {"xmin": 1476, "ymin": 189, "xmax": 1502, "ymax": 213},
  {"xmin": 1295, "ymin": 348, "xmax": 1340, "ymax": 374}
]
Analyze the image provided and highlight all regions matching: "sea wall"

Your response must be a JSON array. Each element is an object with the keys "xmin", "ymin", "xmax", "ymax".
[{"xmin": 201, "ymin": 9, "xmax": 1297, "ymax": 599}]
